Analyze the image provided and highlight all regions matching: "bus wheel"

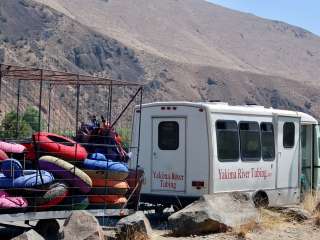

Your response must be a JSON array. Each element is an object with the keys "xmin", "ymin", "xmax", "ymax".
[{"xmin": 253, "ymin": 191, "xmax": 269, "ymax": 208}]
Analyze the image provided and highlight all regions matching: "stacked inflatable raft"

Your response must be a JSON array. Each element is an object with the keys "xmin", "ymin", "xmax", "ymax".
[
  {"xmin": 0, "ymin": 129, "xmax": 137, "ymax": 212},
  {"xmin": 83, "ymin": 153, "xmax": 129, "ymax": 206}
]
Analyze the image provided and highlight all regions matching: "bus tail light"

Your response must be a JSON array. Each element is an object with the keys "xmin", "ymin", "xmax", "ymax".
[{"xmin": 192, "ymin": 181, "xmax": 204, "ymax": 189}]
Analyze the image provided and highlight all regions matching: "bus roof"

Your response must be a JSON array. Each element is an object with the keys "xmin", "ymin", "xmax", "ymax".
[{"xmin": 139, "ymin": 101, "xmax": 318, "ymax": 124}]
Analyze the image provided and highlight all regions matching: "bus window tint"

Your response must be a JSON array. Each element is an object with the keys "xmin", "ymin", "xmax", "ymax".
[
  {"xmin": 216, "ymin": 120, "xmax": 239, "ymax": 162},
  {"xmin": 283, "ymin": 122, "xmax": 295, "ymax": 148},
  {"xmin": 261, "ymin": 123, "xmax": 275, "ymax": 161},
  {"xmin": 158, "ymin": 121, "xmax": 179, "ymax": 150},
  {"xmin": 239, "ymin": 122, "xmax": 261, "ymax": 161}
]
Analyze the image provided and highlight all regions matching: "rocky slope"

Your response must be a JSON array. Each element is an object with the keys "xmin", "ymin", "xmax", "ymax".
[
  {"xmin": 1, "ymin": 0, "xmax": 320, "ymax": 127},
  {"xmin": 0, "ymin": 0, "xmax": 144, "ymax": 130},
  {"xmin": 35, "ymin": 0, "xmax": 320, "ymax": 83}
]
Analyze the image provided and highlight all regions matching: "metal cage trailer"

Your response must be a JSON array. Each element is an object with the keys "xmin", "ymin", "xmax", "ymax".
[
  {"xmin": 0, "ymin": 64, "xmax": 144, "ymax": 225},
  {"xmin": 130, "ymin": 102, "xmax": 320, "ymax": 209}
]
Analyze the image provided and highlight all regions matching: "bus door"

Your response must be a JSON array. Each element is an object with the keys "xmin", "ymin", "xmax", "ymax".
[{"xmin": 276, "ymin": 117, "xmax": 300, "ymax": 189}]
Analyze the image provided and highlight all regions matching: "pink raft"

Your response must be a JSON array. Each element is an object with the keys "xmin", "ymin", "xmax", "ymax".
[
  {"xmin": 0, "ymin": 191, "xmax": 28, "ymax": 210},
  {"xmin": 0, "ymin": 141, "xmax": 25, "ymax": 154}
]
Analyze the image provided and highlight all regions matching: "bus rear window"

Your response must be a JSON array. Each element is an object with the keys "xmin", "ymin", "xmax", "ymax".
[
  {"xmin": 216, "ymin": 120, "xmax": 239, "ymax": 162},
  {"xmin": 158, "ymin": 121, "xmax": 179, "ymax": 150}
]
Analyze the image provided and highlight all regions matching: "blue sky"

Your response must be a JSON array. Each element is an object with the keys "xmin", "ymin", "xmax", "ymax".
[{"xmin": 207, "ymin": 0, "xmax": 320, "ymax": 36}]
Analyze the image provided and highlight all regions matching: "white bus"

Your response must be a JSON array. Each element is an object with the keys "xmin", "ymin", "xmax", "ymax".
[{"xmin": 130, "ymin": 102, "xmax": 320, "ymax": 208}]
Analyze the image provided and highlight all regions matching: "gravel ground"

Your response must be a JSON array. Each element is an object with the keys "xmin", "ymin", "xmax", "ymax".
[
  {"xmin": 152, "ymin": 220, "xmax": 320, "ymax": 240},
  {"xmin": 149, "ymin": 209, "xmax": 320, "ymax": 240}
]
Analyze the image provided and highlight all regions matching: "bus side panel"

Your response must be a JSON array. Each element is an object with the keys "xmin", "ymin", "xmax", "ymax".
[
  {"xmin": 130, "ymin": 109, "xmax": 151, "ymax": 193},
  {"xmin": 184, "ymin": 106, "xmax": 210, "ymax": 196},
  {"xmin": 211, "ymin": 114, "xmax": 277, "ymax": 193}
]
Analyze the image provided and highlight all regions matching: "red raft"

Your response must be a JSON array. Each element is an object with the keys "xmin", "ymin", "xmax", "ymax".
[{"xmin": 33, "ymin": 132, "xmax": 88, "ymax": 161}]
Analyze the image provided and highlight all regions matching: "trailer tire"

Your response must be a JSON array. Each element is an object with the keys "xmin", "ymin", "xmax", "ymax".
[
  {"xmin": 155, "ymin": 206, "xmax": 165, "ymax": 215},
  {"xmin": 35, "ymin": 219, "xmax": 60, "ymax": 239},
  {"xmin": 252, "ymin": 191, "xmax": 269, "ymax": 208}
]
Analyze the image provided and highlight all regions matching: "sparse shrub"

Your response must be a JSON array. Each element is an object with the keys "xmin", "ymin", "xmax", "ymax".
[
  {"xmin": 116, "ymin": 127, "xmax": 131, "ymax": 150},
  {"xmin": 302, "ymin": 191, "xmax": 318, "ymax": 213},
  {"xmin": 314, "ymin": 211, "xmax": 320, "ymax": 227},
  {"xmin": 2, "ymin": 37, "xmax": 9, "ymax": 43},
  {"xmin": 207, "ymin": 77, "xmax": 217, "ymax": 85},
  {"xmin": 0, "ymin": 111, "xmax": 32, "ymax": 139},
  {"xmin": 133, "ymin": 58, "xmax": 139, "ymax": 63},
  {"xmin": 0, "ymin": 107, "xmax": 44, "ymax": 139},
  {"xmin": 233, "ymin": 220, "xmax": 257, "ymax": 239},
  {"xmin": 116, "ymin": 47, "xmax": 122, "ymax": 56},
  {"xmin": 304, "ymin": 101, "xmax": 312, "ymax": 109},
  {"xmin": 19, "ymin": 0, "xmax": 30, "ymax": 8},
  {"xmin": 22, "ymin": 107, "xmax": 44, "ymax": 132},
  {"xmin": 0, "ymin": 16, "xmax": 7, "ymax": 23},
  {"xmin": 259, "ymin": 208, "xmax": 285, "ymax": 230}
]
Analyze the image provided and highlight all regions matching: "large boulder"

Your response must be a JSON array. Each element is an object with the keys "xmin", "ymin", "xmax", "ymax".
[
  {"xmin": 116, "ymin": 211, "xmax": 152, "ymax": 240},
  {"xmin": 61, "ymin": 210, "xmax": 104, "ymax": 240},
  {"xmin": 168, "ymin": 193, "xmax": 259, "ymax": 236},
  {"xmin": 12, "ymin": 229, "xmax": 44, "ymax": 240}
]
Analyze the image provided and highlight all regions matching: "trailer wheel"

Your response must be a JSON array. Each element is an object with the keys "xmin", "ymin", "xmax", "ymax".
[
  {"xmin": 155, "ymin": 206, "xmax": 165, "ymax": 215},
  {"xmin": 253, "ymin": 191, "xmax": 269, "ymax": 208},
  {"xmin": 35, "ymin": 219, "xmax": 60, "ymax": 239}
]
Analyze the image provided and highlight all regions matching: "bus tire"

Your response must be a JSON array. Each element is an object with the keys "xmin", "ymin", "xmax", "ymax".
[{"xmin": 252, "ymin": 191, "xmax": 269, "ymax": 208}]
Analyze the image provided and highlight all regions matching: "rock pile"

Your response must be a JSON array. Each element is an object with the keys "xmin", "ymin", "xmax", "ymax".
[
  {"xmin": 168, "ymin": 193, "xmax": 259, "ymax": 236},
  {"xmin": 116, "ymin": 211, "xmax": 152, "ymax": 240}
]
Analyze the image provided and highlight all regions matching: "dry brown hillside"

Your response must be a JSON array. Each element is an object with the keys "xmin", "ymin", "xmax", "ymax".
[
  {"xmin": 36, "ymin": 0, "xmax": 320, "ymax": 83},
  {"xmin": 0, "ymin": 0, "xmax": 144, "ymax": 130},
  {"xmin": 1, "ymin": 0, "xmax": 320, "ymax": 121}
]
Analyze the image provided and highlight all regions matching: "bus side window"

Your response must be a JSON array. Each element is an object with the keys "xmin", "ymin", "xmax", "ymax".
[
  {"xmin": 216, "ymin": 120, "xmax": 239, "ymax": 162},
  {"xmin": 239, "ymin": 122, "xmax": 261, "ymax": 161},
  {"xmin": 283, "ymin": 122, "xmax": 295, "ymax": 148},
  {"xmin": 261, "ymin": 122, "xmax": 275, "ymax": 161}
]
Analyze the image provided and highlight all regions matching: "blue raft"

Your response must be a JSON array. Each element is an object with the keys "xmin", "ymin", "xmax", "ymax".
[
  {"xmin": 83, "ymin": 159, "xmax": 128, "ymax": 181},
  {"xmin": 1, "ymin": 159, "xmax": 23, "ymax": 178},
  {"xmin": 0, "ymin": 170, "xmax": 54, "ymax": 188}
]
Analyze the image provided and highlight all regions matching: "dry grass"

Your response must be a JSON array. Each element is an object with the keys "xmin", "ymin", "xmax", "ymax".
[
  {"xmin": 301, "ymin": 191, "xmax": 320, "ymax": 227},
  {"xmin": 259, "ymin": 208, "xmax": 287, "ymax": 230},
  {"xmin": 233, "ymin": 220, "xmax": 258, "ymax": 239},
  {"xmin": 314, "ymin": 211, "xmax": 320, "ymax": 227},
  {"xmin": 232, "ymin": 207, "xmax": 288, "ymax": 239},
  {"xmin": 302, "ymin": 191, "xmax": 319, "ymax": 213}
]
